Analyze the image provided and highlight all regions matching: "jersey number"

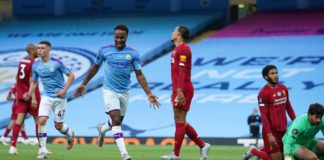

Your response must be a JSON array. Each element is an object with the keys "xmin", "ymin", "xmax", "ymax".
[
  {"xmin": 57, "ymin": 110, "xmax": 65, "ymax": 119},
  {"xmin": 19, "ymin": 64, "xmax": 26, "ymax": 79}
]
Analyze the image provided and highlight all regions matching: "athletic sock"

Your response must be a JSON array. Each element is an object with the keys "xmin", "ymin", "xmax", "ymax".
[
  {"xmin": 185, "ymin": 124, "xmax": 204, "ymax": 148},
  {"xmin": 10, "ymin": 124, "xmax": 21, "ymax": 147},
  {"xmin": 173, "ymin": 122, "xmax": 186, "ymax": 157},
  {"xmin": 112, "ymin": 126, "xmax": 128, "ymax": 156}
]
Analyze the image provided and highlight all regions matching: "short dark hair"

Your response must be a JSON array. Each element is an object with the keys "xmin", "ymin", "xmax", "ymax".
[
  {"xmin": 178, "ymin": 25, "xmax": 190, "ymax": 40},
  {"xmin": 308, "ymin": 103, "xmax": 324, "ymax": 116},
  {"xmin": 114, "ymin": 24, "xmax": 129, "ymax": 34},
  {"xmin": 26, "ymin": 44, "xmax": 36, "ymax": 53},
  {"xmin": 39, "ymin": 41, "xmax": 51, "ymax": 48},
  {"xmin": 262, "ymin": 65, "xmax": 277, "ymax": 79}
]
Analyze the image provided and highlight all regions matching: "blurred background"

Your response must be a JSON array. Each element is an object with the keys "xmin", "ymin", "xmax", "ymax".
[{"xmin": 0, "ymin": 0, "xmax": 324, "ymax": 146}]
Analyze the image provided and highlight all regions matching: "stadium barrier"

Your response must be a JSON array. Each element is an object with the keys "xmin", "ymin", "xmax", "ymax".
[{"xmin": 6, "ymin": 137, "xmax": 263, "ymax": 147}]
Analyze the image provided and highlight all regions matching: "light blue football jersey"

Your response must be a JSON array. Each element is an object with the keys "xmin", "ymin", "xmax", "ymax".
[
  {"xmin": 32, "ymin": 57, "xmax": 71, "ymax": 98},
  {"xmin": 96, "ymin": 44, "xmax": 142, "ymax": 93}
]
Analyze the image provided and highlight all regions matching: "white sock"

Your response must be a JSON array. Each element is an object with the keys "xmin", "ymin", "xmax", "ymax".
[
  {"xmin": 112, "ymin": 126, "xmax": 128, "ymax": 156},
  {"xmin": 38, "ymin": 125, "xmax": 47, "ymax": 150},
  {"xmin": 59, "ymin": 123, "xmax": 73, "ymax": 141},
  {"xmin": 100, "ymin": 120, "xmax": 112, "ymax": 133}
]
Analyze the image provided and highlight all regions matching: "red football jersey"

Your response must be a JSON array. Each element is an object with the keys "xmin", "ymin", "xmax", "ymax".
[
  {"xmin": 15, "ymin": 57, "xmax": 40, "ymax": 100},
  {"xmin": 258, "ymin": 84, "xmax": 296, "ymax": 134},
  {"xmin": 171, "ymin": 43, "xmax": 194, "ymax": 94}
]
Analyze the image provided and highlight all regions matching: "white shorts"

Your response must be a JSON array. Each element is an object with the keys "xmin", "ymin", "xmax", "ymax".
[
  {"xmin": 102, "ymin": 89, "xmax": 129, "ymax": 116},
  {"xmin": 38, "ymin": 96, "xmax": 67, "ymax": 123}
]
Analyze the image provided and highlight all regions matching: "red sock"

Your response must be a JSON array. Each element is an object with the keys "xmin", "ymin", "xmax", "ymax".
[
  {"xmin": 173, "ymin": 122, "xmax": 186, "ymax": 157},
  {"xmin": 11, "ymin": 124, "xmax": 21, "ymax": 147},
  {"xmin": 251, "ymin": 148, "xmax": 272, "ymax": 160},
  {"xmin": 20, "ymin": 129, "xmax": 28, "ymax": 139},
  {"xmin": 3, "ymin": 127, "xmax": 11, "ymax": 137},
  {"xmin": 185, "ymin": 124, "xmax": 204, "ymax": 148}
]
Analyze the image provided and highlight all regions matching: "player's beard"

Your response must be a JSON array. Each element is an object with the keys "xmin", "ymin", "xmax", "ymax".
[{"xmin": 268, "ymin": 78, "xmax": 278, "ymax": 85}]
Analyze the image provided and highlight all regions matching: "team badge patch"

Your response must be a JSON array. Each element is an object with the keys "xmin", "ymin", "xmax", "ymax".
[
  {"xmin": 258, "ymin": 98, "xmax": 265, "ymax": 107},
  {"xmin": 180, "ymin": 55, "xmax": 187, "ymax": 62},
  {"xmin": 292, "ymin": 129, "xmax": 298, "ymax": 135},
  {"xmin": 125, "ymin": 54, "xmax": 131, "ymax": 60},
  {"xmin": 49, "ymin": 67, "xmax": 55, "ymax": 72},
  {"xmin": 258, "ymin": 98, "xmax": 263, "ymax": 103}
]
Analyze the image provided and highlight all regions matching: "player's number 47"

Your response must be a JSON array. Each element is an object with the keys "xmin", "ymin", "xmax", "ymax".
[{"xmin": 57, "ymin": 110, "xmax": 65, "ymax": 119}]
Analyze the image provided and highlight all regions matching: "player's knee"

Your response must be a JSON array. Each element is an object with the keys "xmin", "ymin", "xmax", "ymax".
[
  {"xmin": 38, "ymin": 118, "xmax": 47, "ymax": 125},
  {"xmin": 111, "ymin": 120, "xmax": 121, "ymax": 126},
  {"xmin": 54, "ymin": 123, "xmax": 63, "ymax": 130}
]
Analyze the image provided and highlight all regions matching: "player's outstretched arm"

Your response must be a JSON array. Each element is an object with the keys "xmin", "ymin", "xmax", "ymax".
[
  {"xmin": 73, "ymin": 64, "xmax": 99, "ymax": 98},
  {"xmin": 135, "ymin": 70, "xmax": 160, "ymax": 108},
  {"xmin": 24, "ymin": 80, "xmax": 38, "ymax": 101},
  {"xmin": 57, "ymin": 72, "xmax": 75, "ymax": 98}
]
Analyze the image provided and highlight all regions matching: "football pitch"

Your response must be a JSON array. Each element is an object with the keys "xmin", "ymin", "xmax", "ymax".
[{"xmin": 0, "ymin": 144, "xmax": 248, "ymax": 160}]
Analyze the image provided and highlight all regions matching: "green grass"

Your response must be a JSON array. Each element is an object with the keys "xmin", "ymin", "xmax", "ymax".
[{"xmin": 0, "ymin": 144, "xmax": 248, "ymax": 160}]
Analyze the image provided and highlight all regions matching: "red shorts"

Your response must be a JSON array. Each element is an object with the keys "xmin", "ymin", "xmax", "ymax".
[
  {"xmin": 16, "ymin": 99, "xmax": 40, "ymax": 116},
  {"xmin": 11, "ymin": 103, "xmax": 18, "ymax": 120},
  {"xmin": 172, "ymin": 91, "xmax": 194, "ymax": 111},
  {"xmin": 262, "ymin": 130, "xmax": 285, "ymax": 153}
]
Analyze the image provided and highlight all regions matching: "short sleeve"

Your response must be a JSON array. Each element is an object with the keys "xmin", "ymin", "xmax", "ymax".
[
  {"xmin": 32, "ymin": 63, "xmax": 39, "ymax": 81},
  {"xmin": 59, "ymin": 61, "xmax": 71, "ymax": 75},
  {"xmin": 132, "ymin": 51, "xmax": 142, "ymax": 70},
  {"xmin": 95, "ymin": 49, "xmax": 104, "ymax": 66}
]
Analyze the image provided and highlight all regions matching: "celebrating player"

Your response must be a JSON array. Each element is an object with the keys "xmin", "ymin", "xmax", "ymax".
[
  {"xmin": 161, "ymin": 26, "xmax": 210, "ymax": 160},
  {"xmin": 24, "ymin": 41, "xmax": 75, "ymax": 159},
  {"xmin": 74, "ymin": 24, "xmax": 160, "ymax": 160}
]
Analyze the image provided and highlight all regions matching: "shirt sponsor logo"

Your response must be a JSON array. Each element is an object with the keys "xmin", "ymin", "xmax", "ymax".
[{"xmin": 274, "ymin": 97, "xmax": 287, "ymax": 105}]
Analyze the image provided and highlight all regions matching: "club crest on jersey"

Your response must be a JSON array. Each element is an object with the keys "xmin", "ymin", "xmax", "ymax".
[
  {"xmin": 49, "ymin": 67, "xmax": 55, "ymax": 72},
  {"xmin": 180, "ymin": 55, "xmax": 186, "ymax": 62},
  {"xmin": 277, "ymin": 92, "xmax": 281, "ymax": 97},
  {"xmin": 125, "ymin": 54, "xmax": 131, "ymax": 60}
]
